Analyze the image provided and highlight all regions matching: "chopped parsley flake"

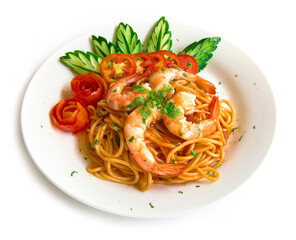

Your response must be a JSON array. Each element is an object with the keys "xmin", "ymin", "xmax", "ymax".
[
  {"xmin": 121, "ymin": 84, "xmax": 181, "ymax": 124},
  {"xmin": 239, "ymin": 131, "xmax": 246, "ymax": 141},
  {"xmin": 172, "ymin": 158, "xmax": 177, "ymax": 163},
  {"xmin": 183, "ymin": 73, "xmax": 188, "ymax": 77},
  {"xmin": 111, "ymin": 123, "xmax": 118, "ymax": 127},
  {"xmin": 158, "ymin": 137, "xmax": 162, "ymax": 141},
  {"xmin": 113, "ymin": 88, "xmax": 117, "ymax": 92},
  {"xmin": 115, "ymin": 137, "xmax": 120, "ymax": 143},
  {"xmin": 253, "ymin": 125, "xmax": 256, "ymax": 129},
  {"xmin": 88, "ymin": 142, "xmax": 92, "ymax": 150},
  {"xmin": 178, "ymin": 191, "xmax": 183, "ymax": 194},
  {"xmin": 179, "ymin": 133, "xmax": 182, "ymax": 136},
  {"xmin": 191, "ymin": 150, "xmax": 198, "ymax": 158},
  {"xmin": 218, "ymin": 82, "xmax": 221, "ymax": 85},
  {"xmin": 128, "ymin": 136, "xmax": 135, "ymax": 143},
  {"xmin": 149, "ymin": 202, "xmax": 154, "ymax": 208},
  {"xmin": 197, "ymin": 121, "xmax": 200, "ymax": 124},
  {"xmin": 71, "ymin": 171, "xmax": 78, "ymax": 176},
  {"xmin": 199, "ymin": 129, "xmax": 202, "ymax": 136},
  {"xmin": 117, "ymin": 129, "xmax": 121, "ymax": 133},
  {"xmin": 195, "ymin": 185, "xmax": 200, "ymax": 188},
  {"xmin": 231, "ymin": 127, "xmax": 239, "ymax": 134},
  {"xmin": 84, "ymin": 157, "xmax": 87, "ymax": 160},
  {"xmin": 95, "ymin": 139, "xmax": 99, "ymax": 145}
]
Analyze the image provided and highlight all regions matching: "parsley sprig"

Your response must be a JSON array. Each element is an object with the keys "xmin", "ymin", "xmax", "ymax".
[{"xmin": 121, "ymin": 84, "xmax": 181, "ymax": 124}]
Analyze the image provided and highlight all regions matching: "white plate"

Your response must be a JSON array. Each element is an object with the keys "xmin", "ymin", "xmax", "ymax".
[{"xmin": 21, "ymin": 20, "xmax": 276, "ymax": 218}]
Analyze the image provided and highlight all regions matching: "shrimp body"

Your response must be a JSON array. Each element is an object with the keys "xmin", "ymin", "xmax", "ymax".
[
  {"xmin": 124, "ymin": 106, "xmax": 186, "ymax": 177},
  {"xmin": 106, "ymin": 74, "xmax": 149, "ymax": 111},
  {"xmin": 149, "ymin": 68, "xmax": 216, "ymax": 94},
  {"xmin": 163, "ymin": 92, "xmax": 220, "ymax": 140}
]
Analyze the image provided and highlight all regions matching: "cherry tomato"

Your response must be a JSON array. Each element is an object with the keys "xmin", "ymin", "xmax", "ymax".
[
  {"xmin": 156, "ymin": 50, "xmax": 182, "ymax": 68},
  {"xmin": 100, "ymin": 53, "xmax": 137, "ymax": 83},
  {"xmin": 50, "ymin": 98, "xmax": 90, "ymax": 133},
  {"xmin": 178, "ymin": 54, "xmax": 199, "ymax": 74},
  {"xmin": 132, "ymin": 52, "xmax": 155, "ymax": 78},
  {"xmin": 148, "ymin": 52, "xmax": 166, "ymax": 71},
  {"xmin": 71, "ymin": 73, "xmax": 108, "ymax": 107}
]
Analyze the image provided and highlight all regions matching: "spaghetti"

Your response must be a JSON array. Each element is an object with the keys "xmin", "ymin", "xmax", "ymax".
[{"xmin": 81, "ymin": 78, "xmax": 235, "ymax": 191}]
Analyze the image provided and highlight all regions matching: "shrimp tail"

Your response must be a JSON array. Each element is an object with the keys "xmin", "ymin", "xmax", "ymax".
[
  {"xmin": 153, "ymin": 163, "xmax": 186, "ymax": 177},
  {"xmin": 209, "ymin": 96, "xmax": 220, "ymax": 119},
  {"xmin": 194, "ymin": 75, "xmax": 216, "ymax": 94}
]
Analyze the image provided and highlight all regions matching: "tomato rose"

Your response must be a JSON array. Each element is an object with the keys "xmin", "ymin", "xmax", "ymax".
[
  {"xmin": 71, "ymin": 73, "xmax": 108, "ymax": 107},
  {"xmin": 50, "ymin": 98, "xmax": 90, "ymax": 133}
]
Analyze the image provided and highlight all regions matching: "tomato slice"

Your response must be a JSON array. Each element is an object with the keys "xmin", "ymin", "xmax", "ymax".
[
  {"xmin": 156, "ymin": 50, "xmax": 182, "ymax": 68},
  {"xmin": 148, "ymin": 52, "xmax": 166, "ymax": 72},
  {"xmin": 178, "ymin": 54, "xmax": 199, "ymax": 74},
  {"xmin": 100, "ymin": 53, "xmax": 137, "ymax": 83},
  {"xmin": 50, "ymin": 98, "xmax": 90, "ymax": 133},
  {"xmin": 71, "ymin": 73, "xmax": 108, "ymax": 107},
  {"xmin": 132, "ymin": 52, "xmax": 155, "ymax": 78}
]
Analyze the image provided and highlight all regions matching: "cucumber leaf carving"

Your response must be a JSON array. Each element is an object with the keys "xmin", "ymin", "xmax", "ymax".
[
  {"xmin": 146, "ymin": 16, "xmax": 172, "ymax": 52},
  {"xmin": 179, "ymin": 37, "xmax": 221, "ymax": 72},
  {"xmin": 91, "ymin": 35, "xmax": 117, "ymax": 58},
  {"xmin": 59, "ymin": 50, "xmax": 102, "ymax": 74},
  {"xmin": 115, "ymin": 23, "xmax": 142, "ymax": 54}
]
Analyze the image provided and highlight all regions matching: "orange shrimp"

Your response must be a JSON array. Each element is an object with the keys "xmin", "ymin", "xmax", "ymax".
[
  {"xmin": 124, "ymin": 106, "xmax": 186, "ymax": 176},
  {"xmin": 163, "ymin": 92, "xmax": 220, "ymax": 140},
  {"xmin": 149, "ymin": 68, "xmax": 216, "ymax": 94},
  {"xmin": 106, "ymin": 74, "xmax": 149, "ymax": 111}
]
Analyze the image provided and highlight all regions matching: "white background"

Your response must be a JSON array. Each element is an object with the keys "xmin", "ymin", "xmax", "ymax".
[{"xmin": 1, "ymin": 0, "xmax": 295, "ymax": 239}]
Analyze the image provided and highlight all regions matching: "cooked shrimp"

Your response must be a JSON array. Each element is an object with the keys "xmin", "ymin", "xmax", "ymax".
[
  {"xmin": 149, "ymin": 68, "xmax": 216, "ymax": 94},
  {"xmin": 124, "ymin": 106, "xmax": 186, "ymax": 177},
  {"xmin": 106, "ymin": 74, "xmax": 149, "ymax": 111},
  {"xmin": 163, "ymin": 92, "xmax": 220, "ymax": 140}
]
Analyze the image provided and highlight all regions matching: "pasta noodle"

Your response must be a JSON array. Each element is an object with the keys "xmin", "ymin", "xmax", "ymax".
[{"xmin": 81, "ymin": 79, "xmax": 235, "ymax": 191}]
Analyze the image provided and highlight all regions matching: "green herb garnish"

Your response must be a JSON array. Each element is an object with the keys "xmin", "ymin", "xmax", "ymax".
[
  {"xmin": 128, "ymin": 136, "xmax": 135, "ymax": 143},
  {"xmin": 121, "ymin": 84, "xmax": 181, "ymax": 124},
  {"xmin": 71, "ymin": 171, "xmax": 78, "ymax": 176},
  {"xmin": 191, "ymin": 150, "xmax": 198, "ymax": 158},
  {"xmin": 95, "ymin": 139, "xmax": 99, "ymax": 145},
  {"xmin": 231, "ymin": 127, "xmax": 239, "ymax": 134},
  {"xmin": 149, "ymin": 202, "xmax": 155, "ymax": 208},
  {"xmin": 178, "ymin": 191, "xmax": 183, "ymax": 194},
  {"xmin": 88, "ymin": 142, "xmax": 92, "ymax": 150},
  {"xmin": 239, "ymin": 131, "xmax": 246, "ymax": 141}
]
